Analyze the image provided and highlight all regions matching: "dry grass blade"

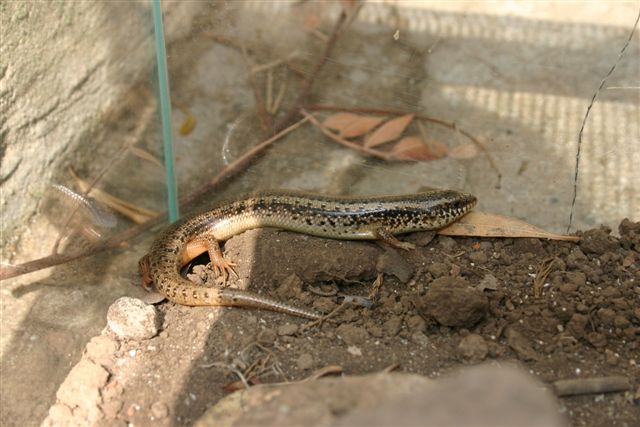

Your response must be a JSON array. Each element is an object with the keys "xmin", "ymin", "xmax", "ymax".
[
  {"xmin": 74, "ymin": 176, "xmax": 158, "ymax": 224},
  {"xmin": 128, "ymin": 146, "xmax": 165, "ymax": 171},
  {"xmin": 533, "ymin": 257, "xmax": 561, "ymax": 297},
  {"xmin": 364, "ymin": 114, "xmax": 414, "ymax": 147},
  {"xmin": 438, "ymin": 211, "xmax": 580, "ymax": 242}
]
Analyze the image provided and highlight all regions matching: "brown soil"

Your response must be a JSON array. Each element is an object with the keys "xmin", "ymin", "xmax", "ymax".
[{"xmin": 48, "ymin": 220, "xmax": 639, "ymax": 426}]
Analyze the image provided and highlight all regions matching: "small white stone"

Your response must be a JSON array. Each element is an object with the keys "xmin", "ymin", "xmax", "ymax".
[
  {"xmin": 347, "ymin": 345, "xmax": 362, "ymax": 356},
  {"xmin": 107, "ymin": 297, "xmax": 159, "ymax": 340}
]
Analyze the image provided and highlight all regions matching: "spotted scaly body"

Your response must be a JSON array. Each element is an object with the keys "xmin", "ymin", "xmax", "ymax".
[{"xmin": 140, "ymin": 190, "xmax": 477, "ymax": 319}]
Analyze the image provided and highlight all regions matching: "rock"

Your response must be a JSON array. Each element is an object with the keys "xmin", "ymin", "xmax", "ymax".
[
  {"xmin": 43, "ymin": 404, "xmax": 73, "ymax": 427},
  {"xmin": 586, "ymin": 332, "xmax": 607, "ymax": 348},
  {"xmin": 383, "ymin": 316, "xmax": 403, "ymax": 337},
  {"xmin": 107, "ymin": 297, "xmax": 159, "ymax": 341},
  {"xmin": 601, "ymin": 287, "xmax": 621, "ymax": 298},
  {"xmin": 427, "ymin": 262, "xmax": 449, "ymax": 278},
  {"xmin": 513, "ymin": 238, "xmax": 546, "ymax": 256},
  {"xmin": 297, "ymin": 353, "xmax": 314, "ymax": 370},
  {"xmin": 276, "ymin": 274, "xmax": 304, "ymax": 299},
  {"xmin": 469, "ymin": 251, "xmax": 488, "ymax": 264},
  {"xmin": 55, "ymin": 360, "xmax": 109, "ymax": 425},
  {"xmin": 336, "ymin": 324, "xmax": 369, "ymax": 345},
  {"xmin": 566, "ymin": 314, "xmax": 588, "ymax": 339},
  {"xmin": 597, "ymin": 308, "xmax": 616, "ymax": 326},
  {"xmin": 604, "ymin": 349, "xmax": 620, "ymax": 366},
  {"xmin": 580, "ymin": 227, "xmax": 618, "ymax": 254},
  {"xmin": 194, "ymin": 366, "xmax": 565, "ymax": 427},
  {"xmin": 405, "ymin": 231, "xmax": 436, "ymax": 247},
  {"xmin": 564, "ymin": 271, "xmax": 586, "ymax": 287},
  {"xmin": 613, "ymin": 315, "xmax": 630, "ymax": 329},
  {"xmin": 418, "ymin": 277, "xmax": 488, "ymax": 328},
  {"xmin": 458, "ymin": 334, "xmax": 488, "ymax": 362},
  {"xmin": 478, "ymin": 274, "xmax": 498, "ymax": 291},
  {"xmin": 566, "ymin": 248, "xmax": 588, "ymax": 268},
  {"xmin": 85, "ymin": 335, "xmax": 119, "ymax": 362},
  {"xmin": 150, "ymin": 401, "xmax": 169, "ymax": 419},
  {"xmin": 406, "ymin": 315, "xmax": 426, "ymax": 333},
  {"xmin": 505, "ymin": 326, "xmax": 541, "ymax": 361},
  {"xmin": 277, "ymin": 323, "xmax": 298, "ymax": 336},
  {"xmin": 611, "ymin": 298, "xmax": 630, "ymax": 311},
  {"xmin": 313, "ymin": 297, "xmax": 338, "ymax": 314},
  {"xmin": 558, "ymin": 282, "xmax": 579, "ymax": 293},
  {"xmin": 256, "ymin": 328, "xmax": 277, "ymax": 346},
  {"xmin": 437, "ymin": 236, "xmax": 457, "ymax": 251},
  {"xmin": 410, "ymin": 332, "xmax": 430, "ymax": 346},
  {"xmin": 619, "ymin": 219, "xmax": 640, "ymax": 250},
  {"xmin": 376, "ymin": 249, "xmax": 414, "ymax": 282},
  {"xmin": 366, "ymin": 322, "xmax": 384, "ymax": 338}
]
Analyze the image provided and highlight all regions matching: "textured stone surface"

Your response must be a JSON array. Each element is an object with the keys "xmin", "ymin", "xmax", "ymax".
[
  {"xmin": 107, "ymin": 297, "xmax": 159, "ymax": 341},
  {"xmin": 418, "ymin": 277, "xmax": 488, "ymax": 327}
]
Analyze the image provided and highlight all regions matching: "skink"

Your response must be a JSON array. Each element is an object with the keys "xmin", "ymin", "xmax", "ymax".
[{"xmin": 139, "ymin": 190, "xmax": 477, "ymax": 320}]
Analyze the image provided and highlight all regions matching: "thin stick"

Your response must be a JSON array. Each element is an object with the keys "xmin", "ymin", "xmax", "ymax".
[
  {"xmin": 567, "ymin": 9, "xmax": 640, "ymax": 232},
  {"xmin": 553, "ymin": 376, "xmax": 631, "ymax": 397}
]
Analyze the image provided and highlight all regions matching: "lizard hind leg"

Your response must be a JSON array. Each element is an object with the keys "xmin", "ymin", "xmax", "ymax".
[
  {"xmin": 374, "ymin": 227, "xmax": 416, "ymax": 251},
  {"xmin": 192, "ymin": 235, "xmax": 238, "ymax": 285}
]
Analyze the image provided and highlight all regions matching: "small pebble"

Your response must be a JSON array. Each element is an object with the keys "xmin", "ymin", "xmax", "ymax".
[
  {"xmin": 613, "ymin": 315, "xmax": 630, "ymax": 329},
  {"xmin": 336, "ymin": 324, "xmax": 369, "ymax": 345},
  {"xmin": 383, "ymin": 316, "xmax": 402, "ymax": 337},
  {"xmin": 469, "ymin": 251, "xmax": 488, "ymax": 264},
  {"xmin": 458, "ymin": 334, "xmax": 489, "ymax": 362},
  {"xmin": 297, "ymin": 353, "xmax": 313, "ymax": 370},
  {"xmin": 151, "ymin": 401, "xmax": 170, "ymax": 419},
  {"xmin": 411, "ymin": 331, "xmax": 429, "ymax": 346},
  {"xmin": 277, "ymin": 323, "xmax": 299, "ymax": 336},
  {"xmin": 256, "ymin": 328, "xmax": 277, "ymax": 346},
  {"xmin": 107, "ymin": 297, "xmax": 159, "ymax": 340},
  {"xmin": 376, "ymin": 249, "xmax": 414, "ymax": 282},
  {"xmin": 418, "ymin": 277, "xmax": 488, "ymax": 328},
  {"xmin": 406, "ymin": 315, "xmax": 426, "ymax": 333}
]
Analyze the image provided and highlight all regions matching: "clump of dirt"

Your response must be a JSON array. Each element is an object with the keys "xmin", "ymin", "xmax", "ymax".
[{"xmin": 44, "ymin": 220, "xmax": 639, "ymax": 426}]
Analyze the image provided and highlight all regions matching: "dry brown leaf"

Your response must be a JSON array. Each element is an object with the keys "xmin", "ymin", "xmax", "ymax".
[
  {"xmin": 323, "ymin": 113, "xmax": 384, "ymax": 138},
  {"xmin": 449, "ymin": 142, "xmax": 479, "ymax": 159},
  {"xmin": 391, "ymin": 136, "xmax": 448, "ymax": 161},
  {"xmin": 437, "ymin": 211, "xmax": 580, "ymax": 242},
  {"xmin": 364, "ymin": 114, "xmax": 414, "ymax": 147}
]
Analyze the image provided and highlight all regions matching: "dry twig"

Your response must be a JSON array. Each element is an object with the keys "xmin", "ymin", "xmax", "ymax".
[{"xmin": 553, "ymin": 376, "xmax": 631, "ymax": 397}]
